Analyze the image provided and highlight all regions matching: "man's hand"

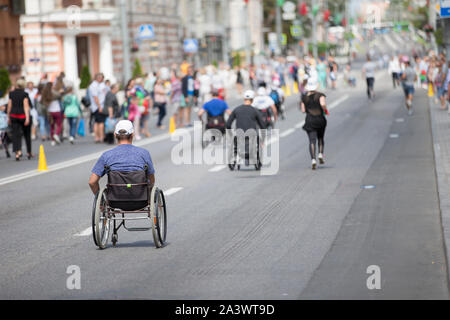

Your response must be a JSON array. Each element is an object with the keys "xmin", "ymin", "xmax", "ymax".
[{"xmin": 24, "ymin": 118, "xmax": 30, "ymax": 126}]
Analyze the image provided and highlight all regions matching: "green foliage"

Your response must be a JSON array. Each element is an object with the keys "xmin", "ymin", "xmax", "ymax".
[
  {"xmin": 0, "ymin": 68, "xmax": 11, "ymax": 98},
  {"xmin": 79, "ymin": 65, "xmax": 91, "ymax": 89},
  {"xmin": 435, "ymin": 28, "xmax": 443, "ymax": 47},
  {"xmin": 232, "ymin": 52, "xmax": 242, "ymax": 68},
  {"xmin": 308, "ymin": 42, "xmax": 337, "ymax": 56},
  {"xmin": 132, "ymin": 58, "xmax": 143, "ymax": 79},
  {"xmin": 212, "ymin": 60, "xmax": 218, "ymax": 68}
]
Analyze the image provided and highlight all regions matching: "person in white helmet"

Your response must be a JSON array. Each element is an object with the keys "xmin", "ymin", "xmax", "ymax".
[
  {"xmin": 252, "ymin": 87, "xmax": 278, "ymax": 128},
  {"xmin": 226, "ymin": 90, "xmax": 266, "ymax": 169},
  {"xmin": 300, "ymin": 74, "xmax": 328, "ymax": 170},
  {"xmin": 269, "ymin": 79, "xmax": 285, "ymax": 120}
]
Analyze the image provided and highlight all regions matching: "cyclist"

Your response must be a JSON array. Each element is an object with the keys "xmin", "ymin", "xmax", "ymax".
[
  {"xmin": 252, "ymin": 87, "xmax": 278, "ymax": 129},
  {"xmin": 269, "ymin": 79, "xmax": 285, "ymax": 120},
  {"xmin": 88, "ymin": 120, "xmax": 155, "ymax": 195},
  {"xmin": 198, "ymin": 90, "xmax": 231, "ymax": 135}
]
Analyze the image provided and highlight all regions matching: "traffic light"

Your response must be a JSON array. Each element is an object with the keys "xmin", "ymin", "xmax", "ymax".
[
  {"xmin": 323, "ymin": 9, "xmax": 330, "ymax": 22},
  {"xmin": 299, "ymin": 2, "xmax": 308, "ymax": 16}
]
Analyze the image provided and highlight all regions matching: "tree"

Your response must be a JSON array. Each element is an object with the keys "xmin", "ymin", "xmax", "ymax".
[
  {"xmin": 79, "ymin": 65, "xmax": 91, "ymax": 89},
  {"xmin": 0, "ymin": 68, "xmax": 11, "ymax": 98},
  {"xmin": 132, "ymin": 58, "xmax": 143, "ymax": 79}
]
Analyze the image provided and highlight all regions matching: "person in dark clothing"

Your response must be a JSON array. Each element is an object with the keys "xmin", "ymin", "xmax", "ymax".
[
  {"xmin": 181, "ymin": 66, "xmax": 195, "ymax": 127},
  {"xmin": 226, "ymin": 90, "xmax": 266, "ymax": 167},
  {"xmin": 7, "ymin": 79, "xmax": 32, "ymax": 161},
  {"xmin": 301, "ymin": 76, "xmax": 328, "ymax": 170}
]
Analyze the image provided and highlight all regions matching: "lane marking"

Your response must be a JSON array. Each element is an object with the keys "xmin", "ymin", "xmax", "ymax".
[
  {"xmin": 74, "ymin": 227, "xmax": 92, "ymax": 237},
  {"xmin": 389, "ymin": 134, "xmax": 399, "ymax": 139},
  {"xmin": 164, "ymin": 187, "xmax": 184, "ymax": 196},
  {"xmin": 328, "ymin": 94, "xmax": 349, "ymax": 110},
  {"xmin": 295, "ymin": 121, "xmax": 305, "ymax": 129},
  {"xmin": 209, "ymin": 165, "xmax": 227, "ymax": 172},
  {"xmin": 279, "ymin": 128, "xmax": 296, "ymax": 138},
  {"xmin": 0, "ymin": 128, "xmax": 194, "ymax": 187},
  {"xmin": 395, "ymin": 118, "xmax": 405, "ymax": 123}
]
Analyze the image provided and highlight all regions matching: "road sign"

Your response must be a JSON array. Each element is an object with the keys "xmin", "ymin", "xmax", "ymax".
[
  {"xmin": 290, "ymin": 25, "xmax": 303, "ymax": 38},
  {"xmin": 281, "ymin": 33, "xmax": 287, "ymax": 46},
  {"xmin": 268, "ymin": 32, "xmax": 278, "ymax": 51},
  {"xmin": 138, "ymin": 24, "xmax": 155, "ymax": 40},
  {"xmin": 440, "ymin": 0, "xmax": 450, "ymax": 17},
  {"xmin": 29, "ymin": 58, "xmax": 40, "ymax": 63},
  {"xmin": 183, "ymin": 39, "xmax": 198, "ymax": 53},
  {"xmin": 282, "ymin": 1, "xmax": 296, "ymax": 20}
]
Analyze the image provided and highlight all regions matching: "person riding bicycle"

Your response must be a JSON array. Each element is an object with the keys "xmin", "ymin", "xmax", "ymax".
[
  {"xmin": 269, "ymin": 79, "xmax": 285, "ymax": 120},
  {"xmin": 252, "ymin": 87, "xmax": 278, "ymax": 128},
  {"xmin": 198, "ymin": 90, "xmax": 231, "ymax": 134},
  {"xmin": 88, "ymin": 120, "xmax": 155, "ymax": 195}
]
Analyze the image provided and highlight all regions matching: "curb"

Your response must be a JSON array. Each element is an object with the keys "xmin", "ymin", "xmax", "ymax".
[{"xmin": 428, "ymin": 93, "xmax": 450, "ymax": 291}]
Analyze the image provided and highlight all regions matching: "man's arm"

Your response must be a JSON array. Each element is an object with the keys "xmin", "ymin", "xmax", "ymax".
[
  {"xmin": 88, "ymin": 173, "xmax": 101, "ymax": 195},
  {"xmin": 226, "ymin": 109, "xmax": 236, "ymax": 129},
  {"xmin": 255, "ymin": 108, "xmax": 266, "ymax": 129}
]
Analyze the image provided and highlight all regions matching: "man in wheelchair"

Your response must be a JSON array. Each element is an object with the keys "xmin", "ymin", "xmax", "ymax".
[
  {"xmin": 197, "ymin": 90, "xmax": 231, "ymax": 135},
  {"xmin": 88, "ymin": 120, "xmax": 155, "ymax": 200}
]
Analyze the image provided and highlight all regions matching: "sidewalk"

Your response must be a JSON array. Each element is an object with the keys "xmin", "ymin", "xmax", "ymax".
[{"xmin": 429, "ymin": 92, "xmax": 450, "ymax": 284}]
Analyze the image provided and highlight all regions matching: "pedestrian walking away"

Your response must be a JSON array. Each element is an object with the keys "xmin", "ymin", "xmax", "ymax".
[
  {"xmin": 300, "ymin": 75, "xmax": 328, "ymax": 170},
  {"xmin": 6, "ymin": 78, "xmax": 33, "ymax": 161},
  {"xmin": 362, "ymin": 54, "xmax": 377, "ymax": 100},
  {"xmin": 401, "ymin": 60, "xmax": 417, "ymax": 116}
]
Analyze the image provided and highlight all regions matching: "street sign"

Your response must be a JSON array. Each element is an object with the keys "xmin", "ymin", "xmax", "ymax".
[
  {"xmin": 282, "ymin": 1, "xmax": 296, "ymax": 20},
  {"xmin": 29, "ymin": 58, "xmax": 40, "ymax": 63},
  {"xmin": 290, "ymin": 25, "xmax": 303, "ymax": 38},
  {"xmin": 183, "ymin": 39, "xmax": 198, "ymax": 53},
  {"xmin": 281, "ymin": 33, "xmax": 287, "ymax": 46},
  {"xmin": 268, "ymin": 32, "xmax": 278, "ymax": 51},
  {"xmin": 440, "ymin": 0, "xmax": 450, "ymax": 17},
  {"xmin": 138, "ymin": 24, "xmax": 155, "ymax": 40}
]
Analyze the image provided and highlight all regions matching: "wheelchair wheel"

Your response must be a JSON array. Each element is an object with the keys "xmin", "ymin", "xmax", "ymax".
[
  {"xmin": 92, "ymin": 187, "xmax": 111, "ymax": 249},
  {"xmin": 150, "ymin": 187, "xmax": 167, "ymax": 248}
]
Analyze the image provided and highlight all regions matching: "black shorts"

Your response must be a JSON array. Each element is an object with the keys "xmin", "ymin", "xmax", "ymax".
[{"xmin": 94, "ymin": 110, "xmax": 107, "ymax": 123}]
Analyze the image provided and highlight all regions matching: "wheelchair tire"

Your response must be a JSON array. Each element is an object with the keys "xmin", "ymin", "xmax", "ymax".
[
  {"xmin": 92, "ymin": 187, "xmax": 111, "ymax": 249},
  {"xmin": 150, "ymin": 187, "xmax": 167, "ymax": 248}
]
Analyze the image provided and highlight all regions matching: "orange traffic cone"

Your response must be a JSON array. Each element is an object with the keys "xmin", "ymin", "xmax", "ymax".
[{"xmin": 38, "ymin": 145, "xmax": 48, "ymax": 172}]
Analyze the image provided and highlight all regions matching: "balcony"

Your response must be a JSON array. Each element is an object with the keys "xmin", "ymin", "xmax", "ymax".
[{"xmin": 56, "ymin": 0, "xmax": 115, "ymax": 9}]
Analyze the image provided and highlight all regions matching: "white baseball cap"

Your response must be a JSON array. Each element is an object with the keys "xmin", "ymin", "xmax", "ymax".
[
  {"xmin": 244, "ymin": 90, "xmax": 255, "ymax": 100},
  {"xmin": 115, "ymin": 120, "xmax": 134, "ymax": 135}
]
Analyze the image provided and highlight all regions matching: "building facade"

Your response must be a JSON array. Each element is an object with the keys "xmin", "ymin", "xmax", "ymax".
[
  {"xmin": 21, "ymin": 0, "xmax": 182, "ymax": 86},
  {"xmin": 0, "ymin": 0, "xmax": 24, "ymax": 78},
  {"xmin": 178, "ymin": 0, "xmax": 264, "ymax": 66}
]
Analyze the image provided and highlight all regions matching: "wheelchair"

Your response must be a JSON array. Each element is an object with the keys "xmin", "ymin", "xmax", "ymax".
[
  {"xmin": 228, "ymin": 132, "xmax": 263, "ymax": 171},
  {"xmin": 200, "ymin": 114, "xmax": 226, "ymax": 149},
  {"xmin": 92, "ymin": 166, "xmax": 167, "ymax": 249}
]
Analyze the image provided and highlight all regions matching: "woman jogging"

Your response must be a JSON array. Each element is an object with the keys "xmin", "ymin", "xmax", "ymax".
[{"xmin": 300, "ymin": 73, "xmax": 328, "ymax": 170}]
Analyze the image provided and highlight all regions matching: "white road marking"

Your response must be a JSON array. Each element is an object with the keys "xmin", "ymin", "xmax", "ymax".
[
  {"xmin": 395, "ymin": 118, "xmax": 405, "ymax": 123},
  {"xmin": 295, "ymin": 121, "xmax": 305, "ymax": 129},
  {"xmin": 74, "ymin": 227, "xmax": 92, "ymax": 237},
  {"xmin": 279, "ymin": 128, "xmax": 296, "ymax": 138},
  {"xmin": 209, "ymin": 165, "xmax": 227, "ymax": 172},
  {"xmin": 0, "ymin": 128, "xmax": 195, "ymax": 187},
  {"xmin": 164, "ymin": 187, "xmax": 184, "ymax": 196},
  {"xmin": 390, "ymin": 134, "xmax": 400, "ymax": 139},
  {"xmin": 328, "ymin": 94, "xmax": 349, "ymax": 110}
]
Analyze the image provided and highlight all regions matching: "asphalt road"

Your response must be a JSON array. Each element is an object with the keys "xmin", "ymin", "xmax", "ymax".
[{"xmin": 0, "ymin": 34, "xmax": 448, "ymax": 299}]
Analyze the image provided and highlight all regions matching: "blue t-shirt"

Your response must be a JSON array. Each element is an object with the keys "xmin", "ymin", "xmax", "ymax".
[
  {"xmin": 202, "ymin": 98, "xmax": 229, "ymax": 117},
  {"xmin": 92, "ymin": 144, "xmax": 155, "ymax": 177}
]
